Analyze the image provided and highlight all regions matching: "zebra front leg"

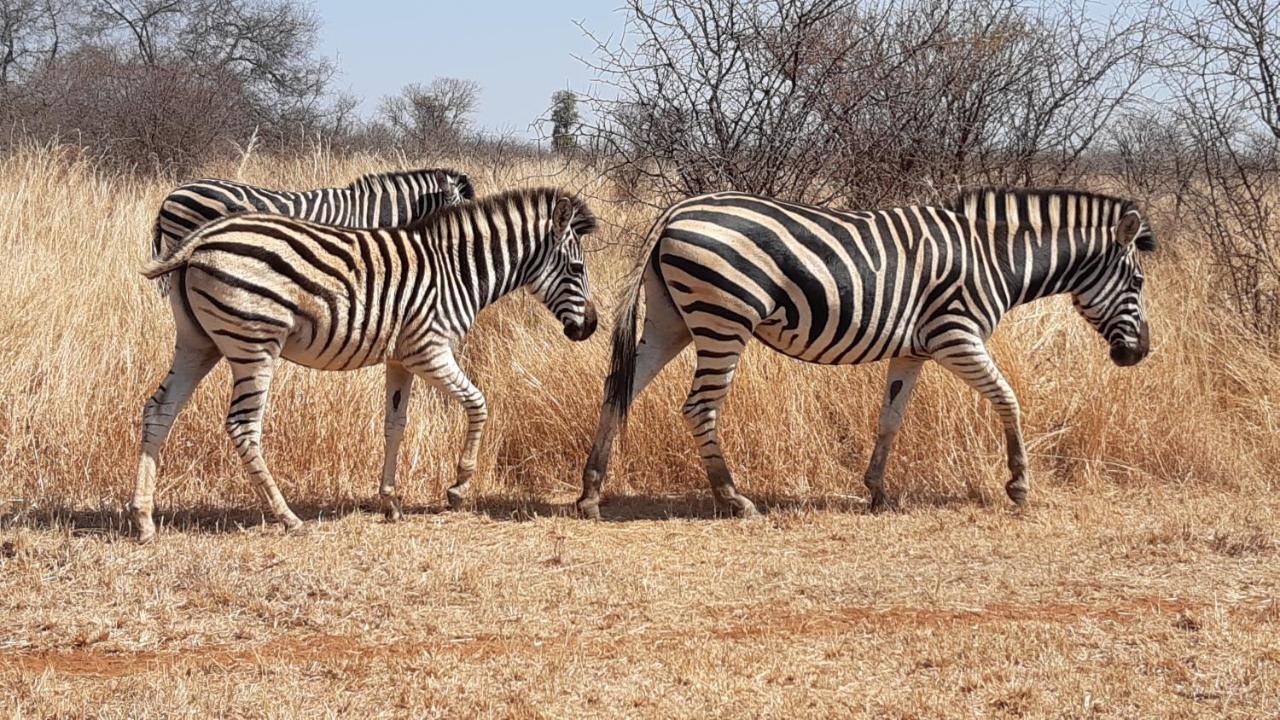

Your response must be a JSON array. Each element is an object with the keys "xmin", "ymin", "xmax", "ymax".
[
  {"xmin": 225, "ymin": 358, "xmax": 304, "ymax": 532},
  {"xmin": 863, "ymin": 357, "xmax": 925, "ymax": 513},
  {"xmin": 683, "ymin": 338, "xmax": 757, "ymax": 518},
  {"xmin": 379, "ymin": 364, "xmax": 414, "ymax": 521},
  {"xmin": 132, "ymin": 343, "xmax": 221, "ymax": 543},
  {"xmin": 413, "ymin": 350, "xmax": 488, "ymax": 511},
  {"xmin": 935, "ymin": 345, "xmax": 1030, "ymax": 506}
]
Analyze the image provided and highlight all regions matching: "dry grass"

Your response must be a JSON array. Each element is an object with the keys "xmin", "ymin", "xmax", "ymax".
[
  {"xmin": 0, "ymin": 147, "xmax": 1277, "ymax": 717},
  {"xmin": 2, "ymin": 490, "xmax": 1278, "ymax": 718}
]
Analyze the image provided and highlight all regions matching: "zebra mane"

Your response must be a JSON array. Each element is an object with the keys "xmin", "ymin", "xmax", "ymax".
[
  {"xmin": 411, "ymin": 186, "xmax": 597, "ymax": 236},
  {"xmin": 947, "ymin": 187, "xmax": 1155, "ymax": 252},
  {"xmin": 348, "ymin": 167, "xmax": 475, "ymax": 199}
]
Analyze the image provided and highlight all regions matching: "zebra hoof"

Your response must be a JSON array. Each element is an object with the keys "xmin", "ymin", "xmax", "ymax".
[
  {"xmin": 446, "ymin": 487, "xmax": 468, "ymax": 511},
  {"xmin": 129, "ymin": 502, "xmax": 158, "ymax": 544},
  {"xmin": 869, "ymin": 494, "xmax": 897, "ymax": 514},
  {"xmin": 1006, "ymin": 483, "xmax": 1029, "ymax": 506},
  {"xmin": 715, "ymin": 494, "xmax": 758, "ymax": 519},
  {"xmin": 136, "ymin": 525, "xmax": 157, "ymax": 545},
  {"xmin": 575, "ymin": 498, "xmax": 601, "ymax": 520},
  {"xmin": 281, "ymin": 514, "xmax": 307, "ymax": 535},
  {"xmin": 380, "ymin": 494, "xmax": 402, "ymax": 522},
  {"xmin": 1006, "ymin": 472, "xmax": 1030, "ymax": 506}
]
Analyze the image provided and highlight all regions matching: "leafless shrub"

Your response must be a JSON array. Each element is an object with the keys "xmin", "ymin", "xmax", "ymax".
[
  {"xmin": 1, "ymin": 0, "xmax": 338, "ymax": 172},
  {"xmin": 1101, "ymin": 110, "xmax": 1197, "ymax": 211},
  {"xmin": 1159, "ymin": 0, "xmax": 1280, "ymax": 339},
  {"xmin": 375, "ymin": 78, "xmax": 481, "ymax": 155},
  {"xmin": 581, "ymin": 0, "xmax": 1152, "ymax": 208},
  {"xmin": 0, "ymin": 0, "xmax": 69, "ymax": 91}
]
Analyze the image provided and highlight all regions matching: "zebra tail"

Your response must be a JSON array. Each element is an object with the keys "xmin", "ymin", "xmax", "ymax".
[
  {"xmin": 602, "ymin": 266, "xmax": 643, "ymax": 423},
  {"xmin": 150, "ymin": 215, "xmax": 173, "ymax": 296},
  {"xmin": 141, "ymin": 235, "xmax": 201, "ymax": 280},
  {"xmin": 602, "ymin": 211, "xmax": 671, "ymax": 423}
]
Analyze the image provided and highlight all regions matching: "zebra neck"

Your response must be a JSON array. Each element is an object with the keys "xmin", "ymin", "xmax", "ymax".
[
  {"xmin": 427, "ymin": 211, "xmax": 547, "ymax": 316},
  {"xmin": 983, "ymin": 222, "xmax": 1114, "ymax": 311},
  {"xmin": 347, "ymin": 180, "xmax": 422, "ymax": 226}
]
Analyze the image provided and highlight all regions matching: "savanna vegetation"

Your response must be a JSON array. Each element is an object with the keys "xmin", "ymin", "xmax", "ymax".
[{"xmin": 1, "ymin": 0, "xmax": 1277, "ymax": 717}]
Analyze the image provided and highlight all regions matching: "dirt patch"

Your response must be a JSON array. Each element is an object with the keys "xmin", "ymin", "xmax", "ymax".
[
  {"xmin": 712, "ymin": 596, "xmax": 1203, "ymax": 640},
  {"xmin": 2, "ymin": 596, "xmax": 1202, "ymax": 679}
]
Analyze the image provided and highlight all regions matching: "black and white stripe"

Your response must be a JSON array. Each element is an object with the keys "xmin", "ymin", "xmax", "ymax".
[
  {"xmin": 578, "ymin": 188, "xmax": 1157, "ymax": 518},
  {"xmin": 151, "ymin": 168, "xmax": 475, "ymax": 295},
  {"xmin": 130, "ymin": 187, "xmax": 598, "ymax": 542}
]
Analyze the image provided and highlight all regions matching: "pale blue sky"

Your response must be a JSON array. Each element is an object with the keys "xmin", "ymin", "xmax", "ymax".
[
  {"xmin": 310, "ymin": 1, "xmax": 1134, "ymax": 138},
  {"xmin": 311, "ymin": 1, "xmax": 626, "ymax": 138}
]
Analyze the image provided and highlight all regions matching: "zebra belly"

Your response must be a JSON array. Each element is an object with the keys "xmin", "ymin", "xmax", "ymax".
[
  {"xmin": 278, "ymin": 310, "xmax": 395, "ymax": 371},
  {"xmin": 751, "ymin": 307, "xmax": 920, "ymax": 366}
]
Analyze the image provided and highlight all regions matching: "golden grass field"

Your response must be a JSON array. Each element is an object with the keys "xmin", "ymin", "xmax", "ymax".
[{"xmin": 0, "ymin": 147, "xmax": 1278, "ymax": 717}]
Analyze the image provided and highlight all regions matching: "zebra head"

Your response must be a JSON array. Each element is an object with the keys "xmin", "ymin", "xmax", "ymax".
[
  {"xmin": 444, "ymin": 171, "xmax": 476, "ymax": 204},
  {"xmin": 1072, "ymin": 204, "xmax": 1157, "ymax": 367},
  {"xmin": 529, "ymin": 195, "xmax": 599, "ymax": 342},
  {"xmin": 419, "ymin": 169, "xmax": 474, "ymax": 210}
]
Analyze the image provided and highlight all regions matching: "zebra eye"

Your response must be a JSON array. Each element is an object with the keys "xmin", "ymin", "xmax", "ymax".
[{"xmin": 568, "ymin": 261, "xmax": 585, "ymax": 276}]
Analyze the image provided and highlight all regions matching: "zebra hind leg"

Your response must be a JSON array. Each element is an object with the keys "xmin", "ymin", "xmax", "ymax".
[
  {"xmin": 934, "ymin": 345, "xmax": 1030, "ymax": 506},
  {"xmin": 224, "ymin": 357, "xmax": 304, "ymax": 533},
  {"xmin": 578, "ymin": 274, "xmax": 691, "ymax": 519},
  {"xmin": 378, "ymin": 363, "xmax": 414, "ymax": 521},
  {"xmin": 683, "ymin": 335, "xmax": 757, "ymax": 518},
  {"xmin": 132, "ymin": 341, "xmax": 221, "ymax": 543},
  {"xmin": 862, "ymin": 358, "xmax": 925, "ymax": 513}
]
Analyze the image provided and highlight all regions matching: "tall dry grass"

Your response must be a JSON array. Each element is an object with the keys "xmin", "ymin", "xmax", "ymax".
[{"xmin": 0, "ymin": 146, "xmax": 1275, "ymax": 519}]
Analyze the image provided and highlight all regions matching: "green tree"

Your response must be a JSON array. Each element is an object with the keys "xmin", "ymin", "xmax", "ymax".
[{"xmin": 550, "ymin": 89, "xmax": 579, "ymax": 153}]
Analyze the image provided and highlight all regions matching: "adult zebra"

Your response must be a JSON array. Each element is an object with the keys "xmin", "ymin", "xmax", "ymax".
[
  {"xmin": 133, "ymin": 187, "xmax": 599, "ymax": 543},
  {"xmin": 151, "ymin": 168, "xmax": 475, "ymax": 295},
  {"xmin": 578, "ymin": 188, "xmax": 1156, "ymax": 518}
]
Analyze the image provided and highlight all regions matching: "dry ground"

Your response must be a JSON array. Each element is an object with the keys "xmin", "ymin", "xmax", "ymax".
[
  {"xmin": 1, "ymin": 148, "xmax": 1278, "ymax": 717},
  {"xmin": 2, "ymin": 487, "xmax": 1278, "ymax": 718}
]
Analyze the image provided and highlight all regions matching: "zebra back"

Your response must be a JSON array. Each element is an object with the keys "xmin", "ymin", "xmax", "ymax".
[
  {"xmin": 150, "ymin": 168, "xmax": 474, "ymax": 296},
  {"xmin": 344, "ymin": 168, "xmax": 475, "ymax": 226},
  {"xmin": 946, "ymin": 186, "xmax": 1156, "ymax": 250}
]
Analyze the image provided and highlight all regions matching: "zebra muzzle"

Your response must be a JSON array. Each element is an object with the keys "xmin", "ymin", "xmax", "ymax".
[
  {"xmin": 1109, "ymin": 320, "xmax": 1150, "ymax": 367},
  {"xmin": 564, "ymin": 302, "xmax": 598, "ymax": 342}
]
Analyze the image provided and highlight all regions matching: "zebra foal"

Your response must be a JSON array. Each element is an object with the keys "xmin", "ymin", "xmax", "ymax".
[
  {"xmin": 578, "ymin": 188, "xmax": 1156, "ymax": 517},
  {"xmin": 151, "ymin": 168, "xmax": 475, "ymax": 295},
  {"xmin": 132, "ymin": 187, "xmax": 598, "ymax": 543}
]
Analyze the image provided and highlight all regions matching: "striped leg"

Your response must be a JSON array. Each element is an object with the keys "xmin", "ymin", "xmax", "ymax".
[
  {"xmin": 863, "ymin": 357, "xmax": 926, "ymax": 513},
  {"xmin": 379, "ymin": 363, "xmax": 414, "ymax": 521},
  {"xmin": 683, "ymin": 334, "xmax": 758, "ymax": 518},
  {"xmin": 410, "ymin": 348, "xmax": 488, "ymax": 510},
  {"xmin": 578, "ymin": 281, "xmax": 691, "ymax": 518},
  {"xmin": 224, "ymin": 358, "xmax": 304, "ymax": 531},
  {"xmin": 935, "ymin": 344, "xmax": 1030, "ymax": 505},
  {"xmin": 132, "ymin": 341, "xmax": 221, "ymax": 543}
]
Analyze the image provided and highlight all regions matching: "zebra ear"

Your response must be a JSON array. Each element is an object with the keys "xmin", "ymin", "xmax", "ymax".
[
  {"xmin": 552, "ymin": 196, "xmax": 597, "ymax": 242},
  {"xmin": 552, "ymin": 198, "xmax": 574, "ymax": 238},
  {"xmin": 455, "ymin": 173, "xmax": 475, "ymax": 201},
  {"xmin": 1116, "ymin": 212, "xmax": 1142, "ymax": 247}
]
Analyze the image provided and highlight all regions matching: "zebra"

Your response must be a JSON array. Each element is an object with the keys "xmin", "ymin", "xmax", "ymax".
[
  {"xmin": 151, "ymin": 168, "xmax": 475, "ymax": 295},
  {"xmin": 577, "ymin": 188, "xmax": 1156, "ymax": 518},
  {"xmin": 131, "ymin": 187, "xmax": 599, "ymax": 543}
]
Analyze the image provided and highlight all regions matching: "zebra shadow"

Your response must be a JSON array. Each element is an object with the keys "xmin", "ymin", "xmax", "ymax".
[
  {"xmin": 0, "ymin": 501, "xmax": 371, "ymax": 539},
  {"xmin": 461, "ymin": 491, "xmax": 963, "ymax": 521},
  {"xmin": 467, "ymin": 488, "xmax": 1003, "ymax": 521},
  {"xmin": 0, "ymin": 488, "xmax": 1003, "ymax": 541},
  {"xmin": 463, "ymin": 493, "xmax": 722, "ymax": 522}
]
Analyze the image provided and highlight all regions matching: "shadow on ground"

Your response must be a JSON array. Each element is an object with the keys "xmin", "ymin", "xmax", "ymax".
[{"xmin": 0, "ymin": 483, "xmax": 1012, "ymax": 541}]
